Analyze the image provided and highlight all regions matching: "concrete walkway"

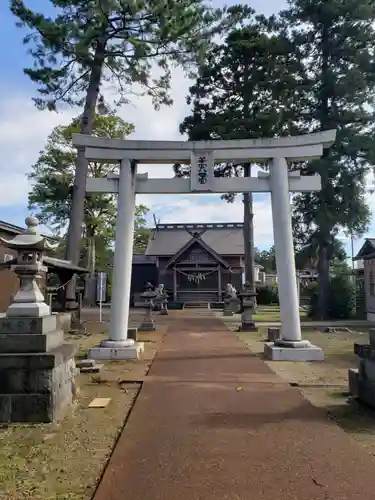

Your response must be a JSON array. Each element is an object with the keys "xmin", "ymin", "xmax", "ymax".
[{"xmin": 94, "ymin": 313, "xmax": 375, "ymax": 500}]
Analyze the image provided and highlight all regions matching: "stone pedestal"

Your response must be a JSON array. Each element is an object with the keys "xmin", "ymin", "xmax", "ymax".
[
  {"xmin": 138, "ymin": 284, "xmax": 157, "ymax": 332},
  {"xmin": 267, "ymin": 327, "xmax": 280, "ymax": 342},
  {"xmin": 223, "ymin": 298, "xmax": 234, "ymax": 317},
  {"xmin": 138, "ymin": 315, "xmax": 156, "ymax": 332},
  {"xmin": 0, "ymin": 315, "xmax": 76, "ymax": 423},
  {"xmin": 348, "ymin": 332, "xmax": 375, "ymax": 407},
  {"xmin": 88, "ymin": 342, "xmax": 144, "ymax": 360},
  {"xmin": 237, "ymin": 288, "xmax": 257, "ymax": 332},
  {"xmin": 264, "ymin": 339, "xmax": 324, "ymax": 361}
]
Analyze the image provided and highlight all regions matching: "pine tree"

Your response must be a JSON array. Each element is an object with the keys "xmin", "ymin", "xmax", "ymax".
[
  {"xmin": 282, "ymin": 0, "xmax": 375, "ymax": 319},
  {"xmin": 177, "ymin": 14, "xmax": 306, "ymax": 292},
  {"xmin": 11, "ymin": 0, "xmax": 248, "ymax": 311}
]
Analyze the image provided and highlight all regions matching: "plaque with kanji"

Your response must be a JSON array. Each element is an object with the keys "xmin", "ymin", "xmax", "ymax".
[{"xmin": 190, "ymin": 150, "xmax": 214, "ymax": 192}]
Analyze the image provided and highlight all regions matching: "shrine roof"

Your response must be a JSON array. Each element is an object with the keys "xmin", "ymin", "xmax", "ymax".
[
  {"xmin": 353, "ymin": 238, "xmax": 375, "ymax": 260},
  {"xmin": 145, "ymin": 223, "xmax": 245, "ymax": 257}
]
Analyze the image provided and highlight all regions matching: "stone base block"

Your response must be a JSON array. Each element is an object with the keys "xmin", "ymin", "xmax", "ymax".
[
  {"xmin": 358, "ymin": 358, "xmax": 375, "ymax": 382},
  {"xmin": 127, "ymin": 328, "xmax": 138, "ymax": 341},
  {"xmin": 0, "ymin": 330, "xmax": 64, "ymax": 353},
  {"xmin": 80, "ymin": 364, "xmax": 103, "ymax": 374},
  {"xmin": 223, "ymin": 311, "xmax": 233, "ymax": 317},
  {"xmin": 267, "ymin": 328, "xmax": 280, "ymax": 342},
  {"xmin": 0, "ymin": 314, "xmax": 57, "ymax": 335},
  {"xmin": 55, "ymin": 312, "xmax": 71, "ymax": 333},
  {"xmin": 0, "ymin": 344, "xmax": 76, "ymax": 423},
  {"xmin": 6, "ymin": 302, "xmax": 51, "ymax": 318},
  {"xmin": 264, "ymin": 342, "xmax": 324, "ymax": 361},
  {"xmin": 138, "ymin": 322, "xmax": 155, "ymax": 332},
  {"xmin": 348, "ymin": 368, "xmax": 359, "ymax": 397},
  {"xmin": 88, "ymin": 342, "xmax": 145, "ymax": 360},
  {"xmin": 237, "ymin": 322, "xmax": 258, "ymax": 332},
  {"xmin": 356, "ymin": 377, "xmax": 375, "ymax": 408}
]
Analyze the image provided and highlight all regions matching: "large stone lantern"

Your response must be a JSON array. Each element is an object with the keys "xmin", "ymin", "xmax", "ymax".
[
  {"xmin": 0, "ymin": 217, "xmax": 76, "ymax": 423},
  {"xmin": 0, "ymin": 216, "xmax": 58, "ymax": 318}
]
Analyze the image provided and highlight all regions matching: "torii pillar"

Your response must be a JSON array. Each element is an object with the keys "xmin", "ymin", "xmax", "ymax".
[{"xmin": 262, "ymin": 159, "xmax": 324, "ymax": 362}]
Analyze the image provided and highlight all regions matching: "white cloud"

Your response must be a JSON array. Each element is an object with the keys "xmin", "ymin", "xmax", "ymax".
[
  {"xmin": 137, "ymin": 192, "xmax": 274, "ymax": 249},
  {"xmin": 0, "ymin": 97, "xmax": 76, "ymax": 207}
]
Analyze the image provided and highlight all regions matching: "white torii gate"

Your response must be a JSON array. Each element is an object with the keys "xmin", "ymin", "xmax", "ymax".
[{"xmin": 72, "ymin": 130, "xmax": 336, "ymax": 361}]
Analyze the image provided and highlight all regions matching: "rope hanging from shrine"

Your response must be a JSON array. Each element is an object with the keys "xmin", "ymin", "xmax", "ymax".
[{"xmin": 176, "ymin": 268, "xmax": 217, "ymax": 284}]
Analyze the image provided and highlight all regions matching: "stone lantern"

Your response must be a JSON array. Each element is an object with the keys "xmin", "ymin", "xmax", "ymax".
[
  {"xmin": 237, "ymin": 281, "xmax": 258, "ymax": 332},
  {"xmin": 0, "ymin": 217, "xmax": 76, "ymax": 423},
  {"xmin": 138, "ymin": 282, "xmax": 157, "ymax": 332},
  {"xmin": 0, "ymin": 216, "xmax": 58, "ymax": 318}
]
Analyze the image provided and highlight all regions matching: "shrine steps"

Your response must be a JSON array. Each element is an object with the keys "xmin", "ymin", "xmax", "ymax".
[{"xmin": 184, "ymin": 302, "xmax": 210, "ymax": 309}]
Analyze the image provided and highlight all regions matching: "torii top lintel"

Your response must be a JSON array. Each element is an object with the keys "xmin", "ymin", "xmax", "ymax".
[{"xmin": 72, "ymin": 130, "xmax": 336, "ymax": 164}]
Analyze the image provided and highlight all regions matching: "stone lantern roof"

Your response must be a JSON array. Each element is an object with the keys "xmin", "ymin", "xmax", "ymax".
[{"xmin": 0, "ymin": 216, "xmax": 58, "ymax": 252}]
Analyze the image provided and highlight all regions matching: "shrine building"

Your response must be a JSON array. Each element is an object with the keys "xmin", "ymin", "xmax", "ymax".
[{"xmin": 142, "ymin": 222, "xmax": 263, "ymax": 305}]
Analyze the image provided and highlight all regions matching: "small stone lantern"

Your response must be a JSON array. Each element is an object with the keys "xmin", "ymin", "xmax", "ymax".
[
  {"xmin": 0, "ymin": 216, "xmax": 58, "ymax": 317},
  {"xmin": 138, "ymin": 282, "xmax": 157, "ymax": 332},
  {"xmin": 237, "ymin": 281, "xmax": 258, "ymax": 332}
]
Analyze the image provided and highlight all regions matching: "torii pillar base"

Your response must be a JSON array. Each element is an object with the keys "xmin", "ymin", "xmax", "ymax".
[{"xmin": 264, "ymin": 340, "xmax": 324, "ymax": 362}]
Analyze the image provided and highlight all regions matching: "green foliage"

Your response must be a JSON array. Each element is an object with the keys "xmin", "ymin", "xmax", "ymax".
[
  {"xmin": 255, "ymin": 247, "xmax": 276, "ymax": 273},
  {"xmin": 295, "ymin": 236, "xmax": 347, "ymax": 270},
  {"xmin": 256, "ymin": 285, "xmax": 279, "ymax": 306},
  {"xmin": 28, "ymin": 113, "xmax": 134, "ymax": 233},
  {"xmin": 176, "ymin": 14, "xmax": 306, "ymax": 182},
  {"xmin": 28, "ymin": 113, "xmax": 150, "ymax": 267},
  {"xmin": 329, "ymin": 275, "xmax": 356, "ymax": 319},
  {"xmin": 10, "ymin": 0, "xmax": 249, "ymax": 112},
  {"xmin": 306, "ymin": 276, "xmax": 356, "ymax": 320},
  {"xmin": 283, "ymin": 0, "xmax": 375, "ymax": 317}
]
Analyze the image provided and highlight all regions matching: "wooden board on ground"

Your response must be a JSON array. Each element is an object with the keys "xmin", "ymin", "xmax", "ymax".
[{"xmin": 89, "ymin": 397, "xmax": 111, "ymax": 408}]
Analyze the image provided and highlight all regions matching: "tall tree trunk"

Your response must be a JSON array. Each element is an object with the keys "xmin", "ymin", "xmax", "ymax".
[
  {"xmin": 243, "ymin": 163, "xmax": 255, "ymax": 291},
  {"xmin": 64, "ymin": 37, "xmax": 106, "ymax": 317},
  {"xmin": 317, "ymin": 243, "xmax": 330, "ymax": 320},
  {"xmin": 316, "ymin": 19, "xmax": 333, "ymax": 321},
  {"xmin": 83, "ymin": 229, "xmax": 97, "ymax": 306}
]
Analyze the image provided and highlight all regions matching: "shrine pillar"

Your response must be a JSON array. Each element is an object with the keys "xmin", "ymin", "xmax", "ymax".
[
  {"xmin": 265, "ymin": 157, "xmax": 324, "ymax": 361},
  {"xmin": 88, "ymin": 159, "xmax": 144, "ymax": 360},
  {"xmin": 269, "ymin": 157, "xmax": 301, "ymax": 342}
]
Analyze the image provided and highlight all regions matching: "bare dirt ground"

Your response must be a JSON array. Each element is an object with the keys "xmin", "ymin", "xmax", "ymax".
[
  {"xmin": 0, "ymin": 308, "xmax": 167, "ymax": 500},
  {"xmin": 219, "ymin": 309, "xmax": 375, "ymax": 457}
]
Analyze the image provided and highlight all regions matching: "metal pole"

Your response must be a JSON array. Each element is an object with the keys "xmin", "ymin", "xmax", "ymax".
[{"xmin": 99, "ymin": 273, "xmax": 103, "ymax": 323}]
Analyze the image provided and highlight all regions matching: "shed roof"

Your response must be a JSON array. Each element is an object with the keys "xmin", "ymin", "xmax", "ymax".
[
  {"xmin": 145, "ymin": 223, "xmax": 245, "ymax": 257},
  {"xmin": 0, "ymin": 256, "xmax": 88, "ymax": 274},
  {"xmin": 132, "ymin": 254, "xmax": 158, "ymax": 264},
  {"xmin": 0, "ymin": 220, "xmax": 58, "ymax": 243}
]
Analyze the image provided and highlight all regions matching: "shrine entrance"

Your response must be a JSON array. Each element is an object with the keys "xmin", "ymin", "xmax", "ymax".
[
  {"xmin": 176, "ymin": 267, "xmax": 222, "ymax": 303},
  {"xmin": 72, "ymin": 130, "xmax": 336, "ymax": 360}
]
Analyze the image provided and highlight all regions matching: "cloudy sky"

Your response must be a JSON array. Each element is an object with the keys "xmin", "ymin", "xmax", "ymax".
[{"xmin": 0, "ymin": 0, "xmax": 373, "ymax": 256}]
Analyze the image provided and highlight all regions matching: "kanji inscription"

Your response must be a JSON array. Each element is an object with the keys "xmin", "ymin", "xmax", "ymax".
[{"xmin": 190, "ymin": 150, "xmax": 214, "ymax": 192}]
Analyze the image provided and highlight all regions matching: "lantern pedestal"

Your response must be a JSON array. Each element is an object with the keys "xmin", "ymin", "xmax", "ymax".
[
  {"xmin": 138, "ymin": 283, "xmax": 157, "ymax": 332},
  {"xmin": 237, "ymin": 285, "xmax": 258, "ymax": 332}
]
